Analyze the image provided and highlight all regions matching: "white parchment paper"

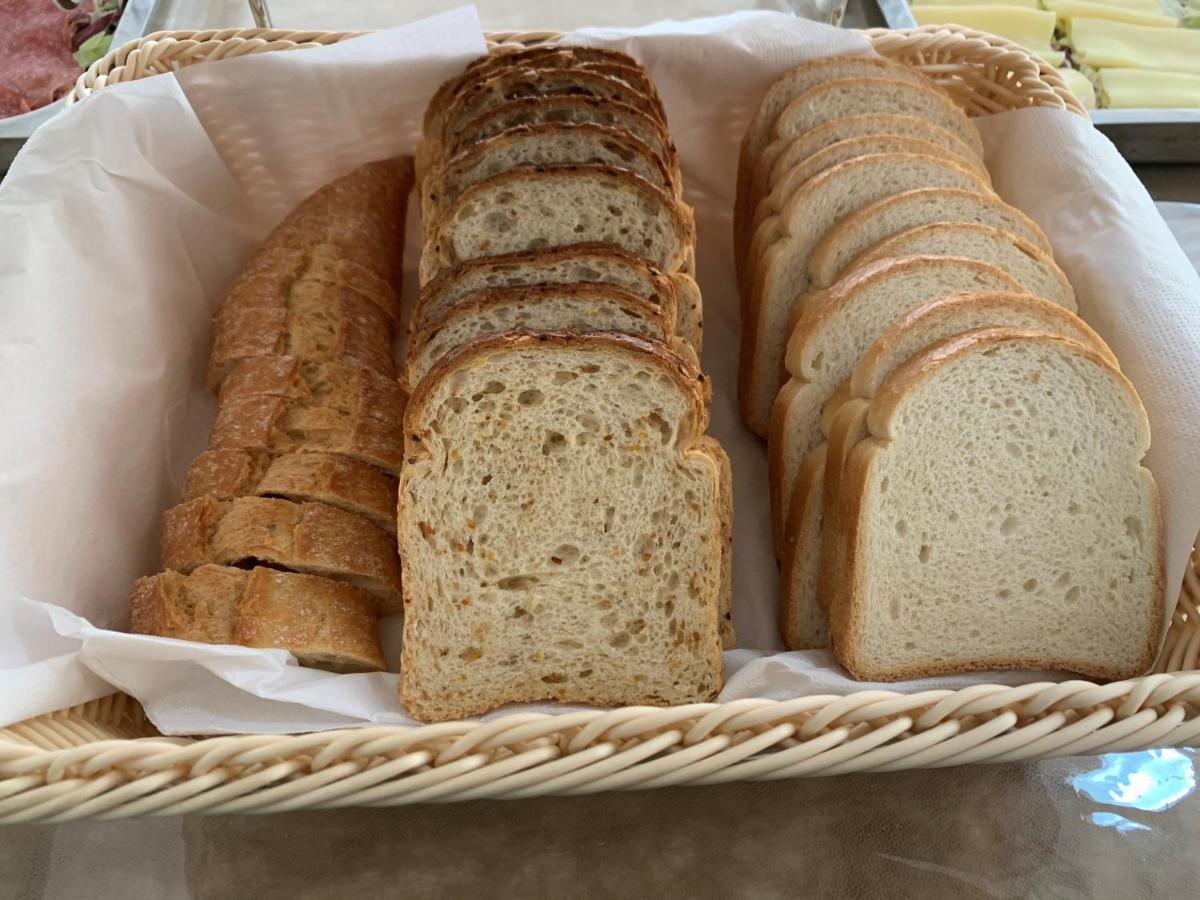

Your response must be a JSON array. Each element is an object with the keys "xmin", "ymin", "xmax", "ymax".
[{"xmin": 1, "ymin": 10, "xmax": 1197, "ymax": 734}]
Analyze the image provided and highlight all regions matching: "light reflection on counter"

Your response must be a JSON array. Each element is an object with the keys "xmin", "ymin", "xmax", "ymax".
[{"xmin": 1070, "ymin": 749, "xmax": 1197, "ymax": 832}]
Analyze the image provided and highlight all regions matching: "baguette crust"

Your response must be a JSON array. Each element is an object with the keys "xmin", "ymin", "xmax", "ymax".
[
  {"xmin": 161, "ymin": 495, "xmax": 403, "ymax": 614},
  {"xmin": 183, "ymin": 449, "xmax": 397, "ymax": 536},
  {"xmin": 828, "ymin": 329, "xmax": 1162, "ymax": 681},
  {"xmin": 131, "ymin": 565, "xmax": 386, "ymax": 672}
]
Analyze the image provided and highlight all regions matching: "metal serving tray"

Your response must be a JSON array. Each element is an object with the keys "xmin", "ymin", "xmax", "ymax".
[{"xmin": 872, "ymin": 0, "xmax": 1200, "ymax": 163}]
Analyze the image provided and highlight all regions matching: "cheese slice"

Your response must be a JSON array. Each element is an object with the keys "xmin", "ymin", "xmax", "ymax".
[
  {"xmin": 1065, "ymin": 18, "xmax": 1200, "ymax": 75},
  {"xmin": 1097, "ymin": 68, "xmax": 1200, "ymax": 107},
  {"xmin": 1044, "ymin": 0, "xmax": 1178, "ymax": 28},
  {"xmin": 1056, "ymin": 66, "xmax": 1098, "ymax": 109},
  {"xmin": 910, "ymin": 6, "xmax": 1058, "ymax": 60}
]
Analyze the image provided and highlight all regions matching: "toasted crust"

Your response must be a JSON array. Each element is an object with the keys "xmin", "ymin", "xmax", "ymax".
[
  {"xmin": 404, "ymin": 283, "xmax": 677, "ymax": 389},
  {"xmin": 161, "ymin": 495, "xmax": 403, "ymax": 614},
  {"xmin": 131, "ymin": 565, "xmax": 386, "ymax": 673},
  {"xmin": 183, "ymin": 449, "xmax": 397, "ymax": 536},
  {"xmin": 828, "ymin": 329, "xmax": 1162, "ymax": 681}
]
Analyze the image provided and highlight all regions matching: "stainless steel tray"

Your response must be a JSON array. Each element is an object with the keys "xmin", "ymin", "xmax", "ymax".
[
  {"xmin": 0, "ymin": 0, "xmax": 161, "ymax": 172},
  {"xmin": 871, "ymin": 0, "xmax": 1200, "ymax": 163}
]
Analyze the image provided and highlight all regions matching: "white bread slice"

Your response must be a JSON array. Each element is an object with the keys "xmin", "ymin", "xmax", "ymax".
[
  {"xmin": 779, "ymin": 292, "xmax": 1115, "ymax": 650},
  {"xmin": 131, "ymin": 565, "xmax": 386, "ymax": 673},
  {"xmin": 419, "ymin": 165, "xmax": 695, "ymax": 284},
  {"xmin": 744, "ymin": 137, "xmax": 991, "ymax": 279},
  {"xmin": 809, "ymin": 188, "xmax": 1053, "ymax": 289},
  {"xmin": 848, "ymin": 222, "xmax": 1075, "ymax": 311},
  {"xmin": 735, "ymin": 57, "xmax": 939, "ymax": 257},
  {"xmin": 740, "ymin": 153, "xmax": 994, "ymax": 436},
  {"xmin": 825, "ymin": 329, "xmax": 1162, "ymax": 681},
  {"xmin": 446, "ymin": 96, "xmax": 679, "ymax": 184},
  {"xmin": 415, "ymin": 244, "xmax": 702, "ymax": 352},
  {"xmin": 398, "ymin": 333, "xmax": 726, "ymax": 720},
  {"xmin": 421, "ymin": 123, "xmax": 677, "ymax": 224},
  {"xmin": 767, "ymin": 256, "xmax": 1020, "ymax": 552},
  {"xmin": 403, "ymin": 283, "xmax": 677, "ymax": 389}
]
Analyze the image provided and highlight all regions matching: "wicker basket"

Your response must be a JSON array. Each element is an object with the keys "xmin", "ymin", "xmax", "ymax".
[{"xmin": 2, "ymin": 25, "xmax": 1193, "ymax": 824}]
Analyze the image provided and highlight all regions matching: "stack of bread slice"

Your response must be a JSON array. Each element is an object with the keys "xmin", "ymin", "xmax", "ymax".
[
  {"xmin": 738, "ymin": 57, "xmax": 1162, "ymax": 679},
  {"xmin": 130, "ymin": 159, "xmax": 414, "ymax": 673},
  {"xmin": 401, "ymin": 47, "xmax": 731, "ymax": 721}
]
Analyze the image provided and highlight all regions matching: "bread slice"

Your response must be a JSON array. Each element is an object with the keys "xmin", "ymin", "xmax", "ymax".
[
  {"xmin": 398, "ymin": 333, "xmax": 726, "ymax": 721},
  {"xmin": 404, "ymin": 283, "xmax": 677, "ymax": 389},
  {"xmin": 741, "ymin": 153, "xmax": 994, "ymax": 435},
  {"xmin": 744, "ymin": 137, "xmax": 991, "ymax": 278},
  {"xmin": 183, "ymin": 449, "xmax": 397, "ymax": 536},
  {"xmin": 162, "ymin": 495, "xmax": 403, "ymax": 614},
  {"xmin": 261, "ymin": 157, "xmax": 413, "ymax": 287},
  {"xmin": 131, "ymin": 565, "xmax": 386, "ymax": 672},
  {"xmin": 735, "ymin": 57, "xmax": 940, "ymax": 257},
  {"xmin": 825, "ymin": 329, "xmax": 1162, "ymax": 680},
  {"xmin": 809, "ymin": 188, "xmax": 1053, "ymax": 289},
  {"xmin": 779, "ymin": 291, "xmax": 1115, "ymax": 650},
  {"xmin": 422, "ymin": 123, "xmax": 677, "ymax": 225},
  {"xmin": 697, "ymin": 434, "xmax": 736, "ymax": 649},
  {"xmin": 209, "ymin": 393, "xmax": 405, "ymax": 475},
  {"xmin": 848, "ymin": 222, "xmax": 1075, "ymax": 310},
  {"xmin": 768, "ymin": 256, "xmax": 1020, "ymax": 551},
  {"xmin": 445, "ymin": 96, "xmax": 679, "ymax": 183},
  {"xmin": 419, "ymin": 166, "xmax": 695, "ymax": 283},
  {"xmin": 414, "ymin": 244, "xmax": 702, "ymax": 351},
  {"xmin": 209, "ymin": 279, "xmax": 395, "ymax": 390}
]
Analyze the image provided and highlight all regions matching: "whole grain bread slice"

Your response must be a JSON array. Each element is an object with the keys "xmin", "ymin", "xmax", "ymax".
[
  {"xmin": 778, "ymin": 291, "xmax": 1114, "ymax": 650},
  {"xmin": 183, "ymin": 449, "xmax": 397, "ymax": 536},
  {"xmin": 398, "ymin": 332, "xmax": 726, "ymax": 721},
  {"xmin": 404, "ymin": 283, "xmax": 679, "ymax": 388},
  {"xmin": 415, "ymin": 244, "xmax": 702, "ymax": 352},
  {"xmin": 740, "ymin": 152, "xmax": 995, "ymax": 435},
  {"xmin": 162, "ymin": 495, "xmax": 403, "ymax": 613},
  {"xmin": 419, "ymin": 165, "xmax": 695, "ymax": 283},
  {"xmin": 824, "ymin": 329, "xmax": 1161, "ymax": 681},
  {"xmin": 809, "ymin": 188, "xmax": 1053, "ymax": 289},
  {"xmin": 131, "ymin": 565, "xmax": 386, "ymax": 672}
]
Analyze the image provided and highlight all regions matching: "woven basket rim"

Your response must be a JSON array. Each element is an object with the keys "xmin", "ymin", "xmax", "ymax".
[{"xmin": 4, "ymin": 23, "xmax": 1190, "ymax": 823}]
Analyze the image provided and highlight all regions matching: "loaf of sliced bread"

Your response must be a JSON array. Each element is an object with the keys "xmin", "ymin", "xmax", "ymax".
[
  {"xmin": 809, "ymin": 187, "xmax": 1053, "ymax": 289},
  {"xmin": 419, "ymin": 166, "xmax": 695, "ymax": 283},
  {"xmin": 131, "ymin": 565, "xmax": 386, "ymax": 672},
  {"xmin": 735, "ymin": 56, "xmax": 939, "ymax": 255},
  {"xmin": 404, "ymin": 283, "xmax": 677, "ymax": 388},
  {"xmin": 824, "ymin": 329, "xmax": 1161, "ymax": 680},
  {"xmin": 769, "ymin": 256, "xmax": 1020, "ymax": 551},
  {"xmin": 162, "ymin": 495, "xmax": 403, "ymax": 613},
  {"xmin": 779, "ymin": 291, "xmax": 1113, "ymax": 650},
  {"xmin": 398, "ymin": 333, "xmax": 725, "ymax": 721},
  {"xmin": 848, "ymin": 222, "xmax": 1075, "ymax": 310},
  {"xmin": 422, "ymin": 123, "xmax": 677, "ymax": 224},
  {"xmin": 741, "ymin": 152, "xmax": 995, "ymax": 435},
  {"xmin": 745, "ymin": 142, "xmax": 992, "ymax": 279},
  {"xmin": 415, "ymin": 246, "xmax": 702, "ymax": 353},
  {"xmin": 183, "ymin": 449, "xmax": 397, "ymax": 536}
]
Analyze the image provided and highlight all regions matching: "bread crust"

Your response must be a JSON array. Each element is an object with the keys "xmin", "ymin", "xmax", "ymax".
[
  {"xmin": 161, "ymin": 495, "xmax": 403, "ymax": 614},
  {"xmin": 131, "ymin": 565, "xmax": 386, "ymax": 672}
]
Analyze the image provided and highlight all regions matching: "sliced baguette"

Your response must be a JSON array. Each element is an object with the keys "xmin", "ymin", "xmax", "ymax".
[
  {"xmin": 825, "ymin": 329, "xmax": 1161, "ymax": 680},
  {"xmin": 848, "ymin": 222, "xmax": 1075, "ymax": 310},
  {"xmin": 398, "ymin": 333, "xmax": 725, "ymax": 721},
  {"xmin": 414, "ymin": 244, "xmax": 701, "ymax": 352},
  {"xmin": 404, "ymin": 283, "xmax": 677, "ymax": 389},
  {"xmin": 131, "ymin": 565, "xmax": 386, "ymax": 672},
  {"xmin": 809, "ymin": 187, "xmax": 1053, "ymax": 289},
  {"xmin": 779, "ymin": 291, "xmax": 1114, "ymax": 650},
  {"xmin": 741, "ymin": 153, "xmax": 994, "ymax": 435},
  {"xmin": 162, "ymin": 495, "xmax": 403, "ymax": 614},
  {"xmin": 422, "ymin": 123, "xmax": 677, "ymax": 224},
  {"xmin": 419, "ymin": 166, "xmax": 695, "ymax": 283},
  {"xmin": 183, "ymin": 449, "xmax": 397, "ymax": 536}
]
